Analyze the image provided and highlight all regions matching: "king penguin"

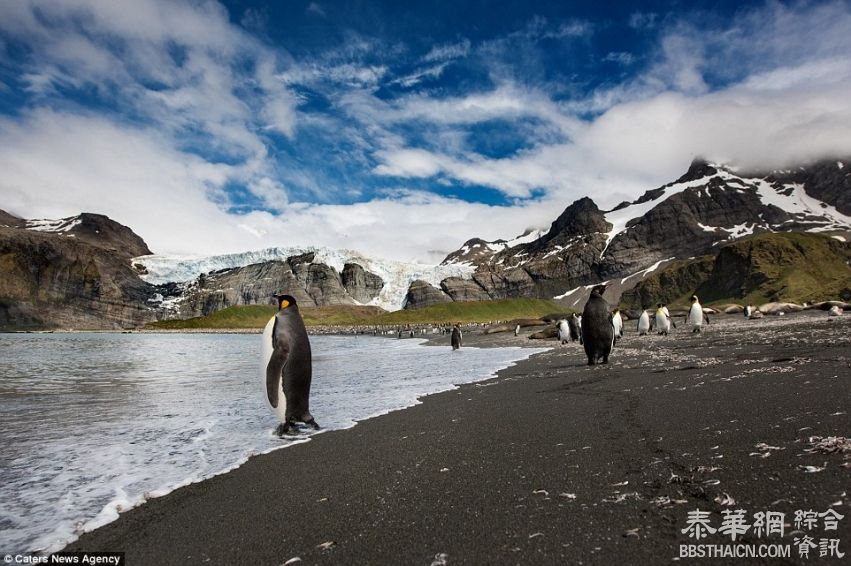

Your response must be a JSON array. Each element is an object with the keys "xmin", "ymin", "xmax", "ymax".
[
  {"xmin": 581, "ymin": 284, "xmax": 615, "ymax": 365},
  {"xmin": 557, "ymin": 319, "xmax": 570, "ymax": 344},
  {"xmin": 451, "ymin": 324, "xmax": 462, "ymax": 350},
  {"xmin": 611, "ymin": 308, "xmax": 624, "ymax": 342},
  {"xmin": 655, "ymin": 303, "xmax": 671, "ymax": 335},
  {"xmin": 261, "ymin": 294, "xmax": 319, "ymax": 436},
  {"xmin": 567, "ymin": 313, "xmax": 582, "ymax": 343},
  {"xmin": 637, "ymin": 309, "xmax": 651, "ymax": 336},
  {"xmin": 686, "ymin": 295, "xmax": 709, "ymax": 333}
]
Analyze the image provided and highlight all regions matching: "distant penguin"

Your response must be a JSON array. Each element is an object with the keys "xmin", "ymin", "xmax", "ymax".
[
  {"xmin": 581, "ymin": 285, "xmax": 615, "ymax": 365},
  {"xmin": 451, "ymin": 324, "xmax": 462, "ymax": 350},
  {"xmin": 557, "ymin": 320, "xmax": 570, "ymax": 344},
  {"xmin": 655, "ymin": 303, "xmax": 671, "ymax": 336},
  {"xmin": 686, "ymin": 295, "xmax": 709, "ymax": 333},
  {"xmin": 611, "ymin": 308, "xmax": 624, "ymax": 341},
  {"xmin": 514, "ymin": 324, "xmax": 521, "ymax": 337},
  {"xmin": 828, "ymin": 305, "xmax": 843, "ymax": 317},
  {"xmin": 568, "ymin": 313, "xmax": 581, "ymax": 342},
  {"xmin": 744, "ymin": 305, "xmax": 752, "ymax": 318},
  {"xmin": 576, "ymin": 315, "xmax": 583, "ymax": 345},
  {"xmin": 637, "ymin": 309, "xmax": 651, "ymax": 336},
  {"xmin": 261, "ymin": 294, "xmax": 319, "ymax": 436},
  {"xmin": 662, "ymin": 304, "xmax": 676, "ymax": 328}
]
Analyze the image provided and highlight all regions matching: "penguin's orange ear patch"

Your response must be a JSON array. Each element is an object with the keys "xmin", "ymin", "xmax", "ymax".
[{"xmin": 280, "ymin": 299, "xmax": 290, "ymax": 309}]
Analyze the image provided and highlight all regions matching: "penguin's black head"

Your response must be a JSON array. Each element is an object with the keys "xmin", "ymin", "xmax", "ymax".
[
  {"xmin": 657, "ymin": 303, "xmax": 663, "ymax": 308},
  {"xmin": 274, "ymin": 294, "xmax": 297, "ymax": 310},
  {"xmin": 590, "ymin": 284, "xmax": 607, "ymax": 296},
  {"xmin": 691, "ymin": 295, "xmax": 698, "ymax": 302}
]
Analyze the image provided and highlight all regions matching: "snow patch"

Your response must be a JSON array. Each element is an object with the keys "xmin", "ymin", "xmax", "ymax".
[
  {"xmin": 553, "ymin": 281, "xmax": 609, "ymax": 300},
  {"xmin": 723, "ymin": 223, "xmax": 756, "ymax": 238},
  {"xmin": 619, "ymin": 258, "xmax": 676, "ymax": 285},
  {"xmin": 25, "ymin": 217, "xmax": 82, "ymax": 233},
  {"xmin": 754, "ymin": 181, "xmax": 851, "ymax": 229}
]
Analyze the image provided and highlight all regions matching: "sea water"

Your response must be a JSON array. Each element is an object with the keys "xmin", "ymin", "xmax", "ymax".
[{"xmin": 0, "ymin": 333, "xmax": 546, "ymax": 553}]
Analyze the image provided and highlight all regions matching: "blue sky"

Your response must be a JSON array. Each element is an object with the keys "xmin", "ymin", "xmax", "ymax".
[{"xmin": 1, "ymin": 0, "xmax": 850, "ymax": 261}]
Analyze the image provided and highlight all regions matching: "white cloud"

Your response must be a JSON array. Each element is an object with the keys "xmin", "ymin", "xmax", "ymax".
[
  {"xmin": 603, "ymin": 52, "xmax": 635, "ymax": 65},
  {"xmin": 423, "ymin": 39, "xmax": 471, "ymax": 63},
  {"xmin": 0, "ymin": 108, "xmax": 555, "ymax": 262},
  {"xmin": 0, "ymin": 0, "xmax": 298, "ymax": 163},
  {"xmin": 368, "ymin": 1, "xmax": 851, "ymax": 209},
  {"xmin": 2, "ymin": 0, "xmax": 851, "ymax": 265}
]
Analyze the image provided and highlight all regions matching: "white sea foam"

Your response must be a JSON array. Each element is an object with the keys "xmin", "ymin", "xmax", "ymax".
[{"xmin": 0, "ymin": 333, "xmax": 546, "ymax": 554}]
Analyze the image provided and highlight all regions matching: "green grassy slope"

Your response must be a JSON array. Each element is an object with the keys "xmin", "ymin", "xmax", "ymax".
[
  {"xmin": 620, "ymin": 232, "xmax": 851, "ymax": 309},
  {"xmin": 145, "ymin": 298, "xmax": 565, "ymax": 329},
  {"xmin": 371, "ymin": 298, "xmax": 564, "ymax": 325}
]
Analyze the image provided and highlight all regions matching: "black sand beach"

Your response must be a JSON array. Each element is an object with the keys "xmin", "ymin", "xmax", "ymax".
[{"xmin": 66, "ymin": 312, "xmax": 850, "ymax": 564}]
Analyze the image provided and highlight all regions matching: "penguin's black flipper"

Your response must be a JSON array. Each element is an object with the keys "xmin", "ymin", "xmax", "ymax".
[{"xmin": 265, "ymin": 348, "xmax": 288, "ymax": 408}]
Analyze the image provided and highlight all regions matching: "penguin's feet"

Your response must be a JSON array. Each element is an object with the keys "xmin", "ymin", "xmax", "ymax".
[
  {"xmin": 274, "ymin": 422, "xmax": 292, "ymax": 437},
  {"xmin": 304, "ymin": 418, "xmax": 321, "ymax": 430}
]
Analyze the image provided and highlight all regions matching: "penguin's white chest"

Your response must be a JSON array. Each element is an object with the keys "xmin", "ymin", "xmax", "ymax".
[
  {"xmin": 656, "ymin": 310, "xmax": 670, "ymax": 331},
  {"xmin": 688, "ymin": 304, "xmax": 703, "ymax": 325},
  {"xmin": 261, "ymin": 316, "xmax": 288, "ymax": 423}
]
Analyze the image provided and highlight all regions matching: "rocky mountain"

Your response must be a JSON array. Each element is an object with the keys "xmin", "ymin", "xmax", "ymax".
[
  {"xmin": 0, "ymin": 211, "xmax": 157, "ymax": 329},
  {"xmin": 159, "ymin": 253, "xmax": 386, "ymax": 319},
  {"xmin": 419, "ymin": 157, "xmax": 851, "ymax": 309}
]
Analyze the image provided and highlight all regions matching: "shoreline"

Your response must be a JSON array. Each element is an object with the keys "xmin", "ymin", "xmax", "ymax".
[
  {"xmin": 14, "ymin": 335, "xmax": 545, "ymax": 555},
  {"xmin": 64, "ymin": 312, "xmax": 850, "ymax": 564}
]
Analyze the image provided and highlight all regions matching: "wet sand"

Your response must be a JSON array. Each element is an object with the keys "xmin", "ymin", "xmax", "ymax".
[{"xmin": 66, "ymin": 312, "xmax": 850, "ymax": 564}]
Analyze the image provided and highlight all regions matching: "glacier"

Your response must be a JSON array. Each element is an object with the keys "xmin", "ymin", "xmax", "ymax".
[{"xmin": 133, "ymin": 245, "xmax": 475, "ymax": 312}]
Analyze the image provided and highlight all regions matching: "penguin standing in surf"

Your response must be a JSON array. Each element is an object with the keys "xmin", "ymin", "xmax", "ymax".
[
  {"xmin": 686, "ymin": 295, "xmax": 709, "ymax": 333},
  {"xmin": 262, "ymin": 294, "xmax": 319, "ymax": 436},
  {"xmin": 451, "ymin": 324, "xmax": 462, "ymax": 350},
  {"xmin": 581, "ymin": 285, "xmax": 615, "ymax": 365},
  {"xmin": 637, "ymin": 309, "xmax": 651, "ymax": 336}
]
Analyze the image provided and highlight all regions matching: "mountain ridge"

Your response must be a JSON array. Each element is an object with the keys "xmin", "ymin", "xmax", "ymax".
[{"xmin": 2, "ymin": 156, "xmax": 850, "ymax": 329}]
